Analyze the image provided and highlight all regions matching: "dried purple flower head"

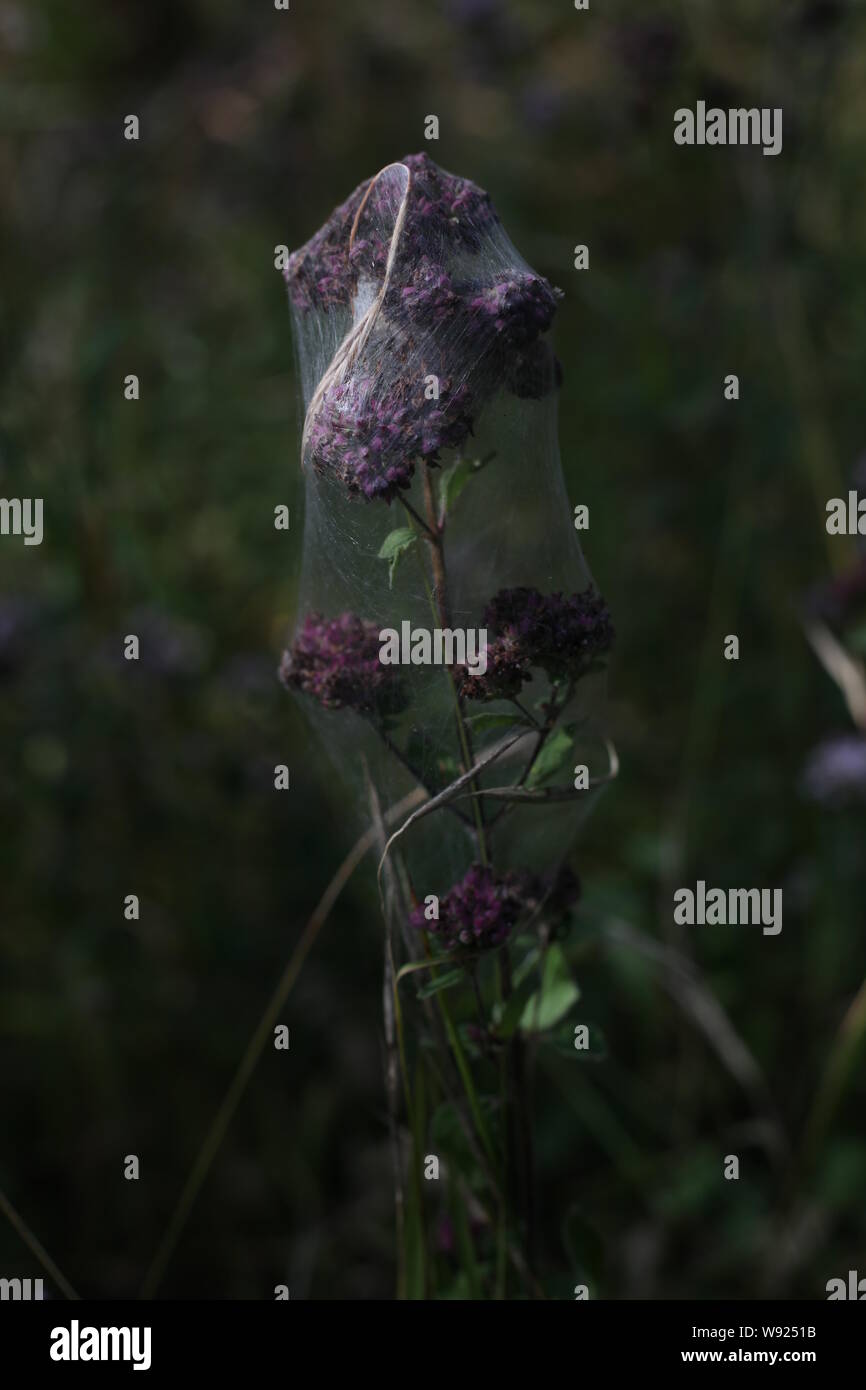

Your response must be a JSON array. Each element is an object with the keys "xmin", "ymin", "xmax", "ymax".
[
  {"xmin": 386, "ymin": 255, "xmax": 462, "ymax": 328},
  {"xmin": 399, "ymin": 152, "xmax": 499, "ymax": 260},
  {"xmin": 280, "ymin": 612, "xmax": 407, "ymax": 717},
  {"xmin": 410, "ymin": 860, "xmax": 580, "ymax": 954},
  {"xmin": 469, "ymin": 272, "xmax": 562, "ymax": 353},
  {"xmin": 801, "ymin": 735, "xmax": 866, "ymax": 805},
  {"xmin": 457, "ymin": 586, "xmax": 614, "ymax": 700},
  {"xmin": 805, "ymin": 556, "xmax": 866, "ymax": 634},
  {"xmin": 307, "ymin": 376, "xmax": 474, "ymax": 503},
  {"xmin": 457, "ymin": 634, "xmax": 531, "ymax": 702},
  {"xmin": 284, "ymin": 179, "xmax": 369, "ymax": 314},
  {"xmin": 410, "ymin": 862, "xmax": 528, "ymax": 951},
  {"xmin": 285, "ymin": 155, "xmax": 499, "ymax": 316},
  {"xmin": 289, "ymin": 156, "xmax": 564, "ymax": 502}
]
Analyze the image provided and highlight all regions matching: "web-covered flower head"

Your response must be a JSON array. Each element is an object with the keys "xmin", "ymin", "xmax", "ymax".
[
  {"xmin": 280, "ymin": 612, "xmax": 407, "ymax": 717},
  {"xmin": 458, "ymin": 586, "xmax": 614, "ymax": 700},
  {"xmin": 286, "ymin": 155, "xmax": 563, "ymax": 504}
]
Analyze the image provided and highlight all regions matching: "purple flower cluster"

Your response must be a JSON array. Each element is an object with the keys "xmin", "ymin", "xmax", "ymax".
[
  {"xmin": 280, "ymin": 612, "xmax": 407, "ymax": 717},
  {"xmin": 801, "ymin": 735, "xmax": 866, "ymax": 805},
  {"xmin": 285, "ymin": 155, "xmax": 499, "ymax": 316},
  {"xmin": 410, "ymin": 860, "xmax": 581, "ymax": 953},
  {"xmin": 307, "ymin": 376, "xmax": 474, "ymax": 502},
  {"xmin": 288, "ymin": 156, "xmax": 563, "ymax": 501},
  {"xmin": 458, "ymin": 586, "xmax": 614, "ymax": 700},
  {"xmin": 304, "ymin": 261, "xmax": 558, "ymax": 500},
  {"xmin": 284, "ymin": 178, "xmax": 370, "ymax": 315},
  {"xmin": 410, "ymin": 862, "xmax": 528, "ymax": 951},
  {"xmin": 399, "ymin": 152, "xmax": 500, "ymax": 260},
  {"xmin": 387, "ymin": 255, "xmax": 462, "ymax": 328},
  {"xmin": 469, "ymin": 272, "xmax": 561, "ymax": 352}
]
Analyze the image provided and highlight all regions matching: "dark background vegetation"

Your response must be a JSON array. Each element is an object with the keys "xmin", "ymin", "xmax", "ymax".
[{"xmin": 1, "ymin": 0, "xmax": 865, "ymax": 1299}]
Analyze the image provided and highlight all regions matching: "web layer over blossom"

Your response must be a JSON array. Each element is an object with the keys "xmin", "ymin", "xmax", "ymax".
[{"xmin": 283, "ymin": 156, "xmax": 612, "ymax": 897}]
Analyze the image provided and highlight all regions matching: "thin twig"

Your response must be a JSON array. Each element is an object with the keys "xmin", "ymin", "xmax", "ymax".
[
  {"xmin": 419, "ymin": 460, "xmax": 490, "ymax": 863},
  {"xmin": 0, "ymin": 1187, "xmax": 80, "ymax": 1301},
  {"xmin": 302, "ymin": 162, "xmax": 412, "ymax": 463},
  {"xmin": 378, "ymin": 726, "xmax": 474, "ymax": 828},
  {"xmin": 376, "ymin": 730, "xmax": 528, "ymax": 901},
  {"xmin": 399, "ymin": 496, "xmax": 435, "ymax": 541},
  {"xmin": 461, "ymin": 738, "xmax": 620, "ymax": 804},
  {"xmin": 366, "ymin": 769, "xmax": 409, "ymax": 1298}
]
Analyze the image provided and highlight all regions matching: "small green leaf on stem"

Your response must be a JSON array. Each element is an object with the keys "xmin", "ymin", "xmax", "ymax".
[
  {"xmin": 519, "ymin": 944, "xmax": 580, "ymax": 1034},
  {"xmin": 438, "ymin": 458, "xmax": 477, "ymax": 520},
  {"xmin": 416, "ymin": 967, "xmax": 465, "ymax": 1000},
  {"xmin": 526, "ymin": 729, "xmax": 573, "ymax": 789},
  {"xmin": 378, "ymin": 527, "xmax": 418, "ymax": 588}
]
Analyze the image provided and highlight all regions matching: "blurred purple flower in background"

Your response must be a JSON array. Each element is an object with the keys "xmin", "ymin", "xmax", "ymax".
[
  {"xmin": 801, "ymin": 735, "xmax": 866, "ymax": 805},
  {"xmin": 95, "ymin": 605, "xmax": 210, "ymax": 680},
  {"xmin": 520, "ymin": 79, "xmax": 571, "ymax": 134},
  {"xmin": 0, "ymin": 596, "xmax": 42, "ymax": 679}
]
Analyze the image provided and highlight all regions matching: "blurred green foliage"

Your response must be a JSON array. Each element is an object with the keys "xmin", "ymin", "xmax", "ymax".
[{"xmin": 1, "ymin": 0, "xmax": 865, "ymax": 1298}]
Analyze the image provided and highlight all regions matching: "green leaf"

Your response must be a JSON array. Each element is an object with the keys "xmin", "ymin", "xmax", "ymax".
[
  {"xmin": 416, "ymin": 967, "xmax": 464, "ymax": 1000},
  {"xmin": 526, "ymin": 728, "xmax": 573, "ymax": 789},
  {"xmin": 377, "ymin": 526, "xmax": 417, "ymax": 587},
  {"xmin": 512, "ymin": 944, "xmax": 540, "ymax": 989},
  {"xmin": 519, "ymin": 944, "xmax": 580, "ymax": 1034},
  {"xmin": 438, "ymin": 458, "xmax": 477, "ymax": 518}
]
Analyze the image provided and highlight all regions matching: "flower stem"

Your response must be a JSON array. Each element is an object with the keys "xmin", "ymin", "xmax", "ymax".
[
  {"xmin": 421, "ymin": 463, "xmax": 452, "ymax": 627},
  {"xmin": 501, "ymin": 947, "xmax": 537, "ymax": 1277},
  {"xmin": 489, "ymin": 678, "xmax": 575, "ymax": 829},
  {"xmin": 417, "ymin": 461, "xmax": 490, "ymax": 865},
  {"xmin": 400, "ymin": 495, "xmax": 436, "ymax": 540}
]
